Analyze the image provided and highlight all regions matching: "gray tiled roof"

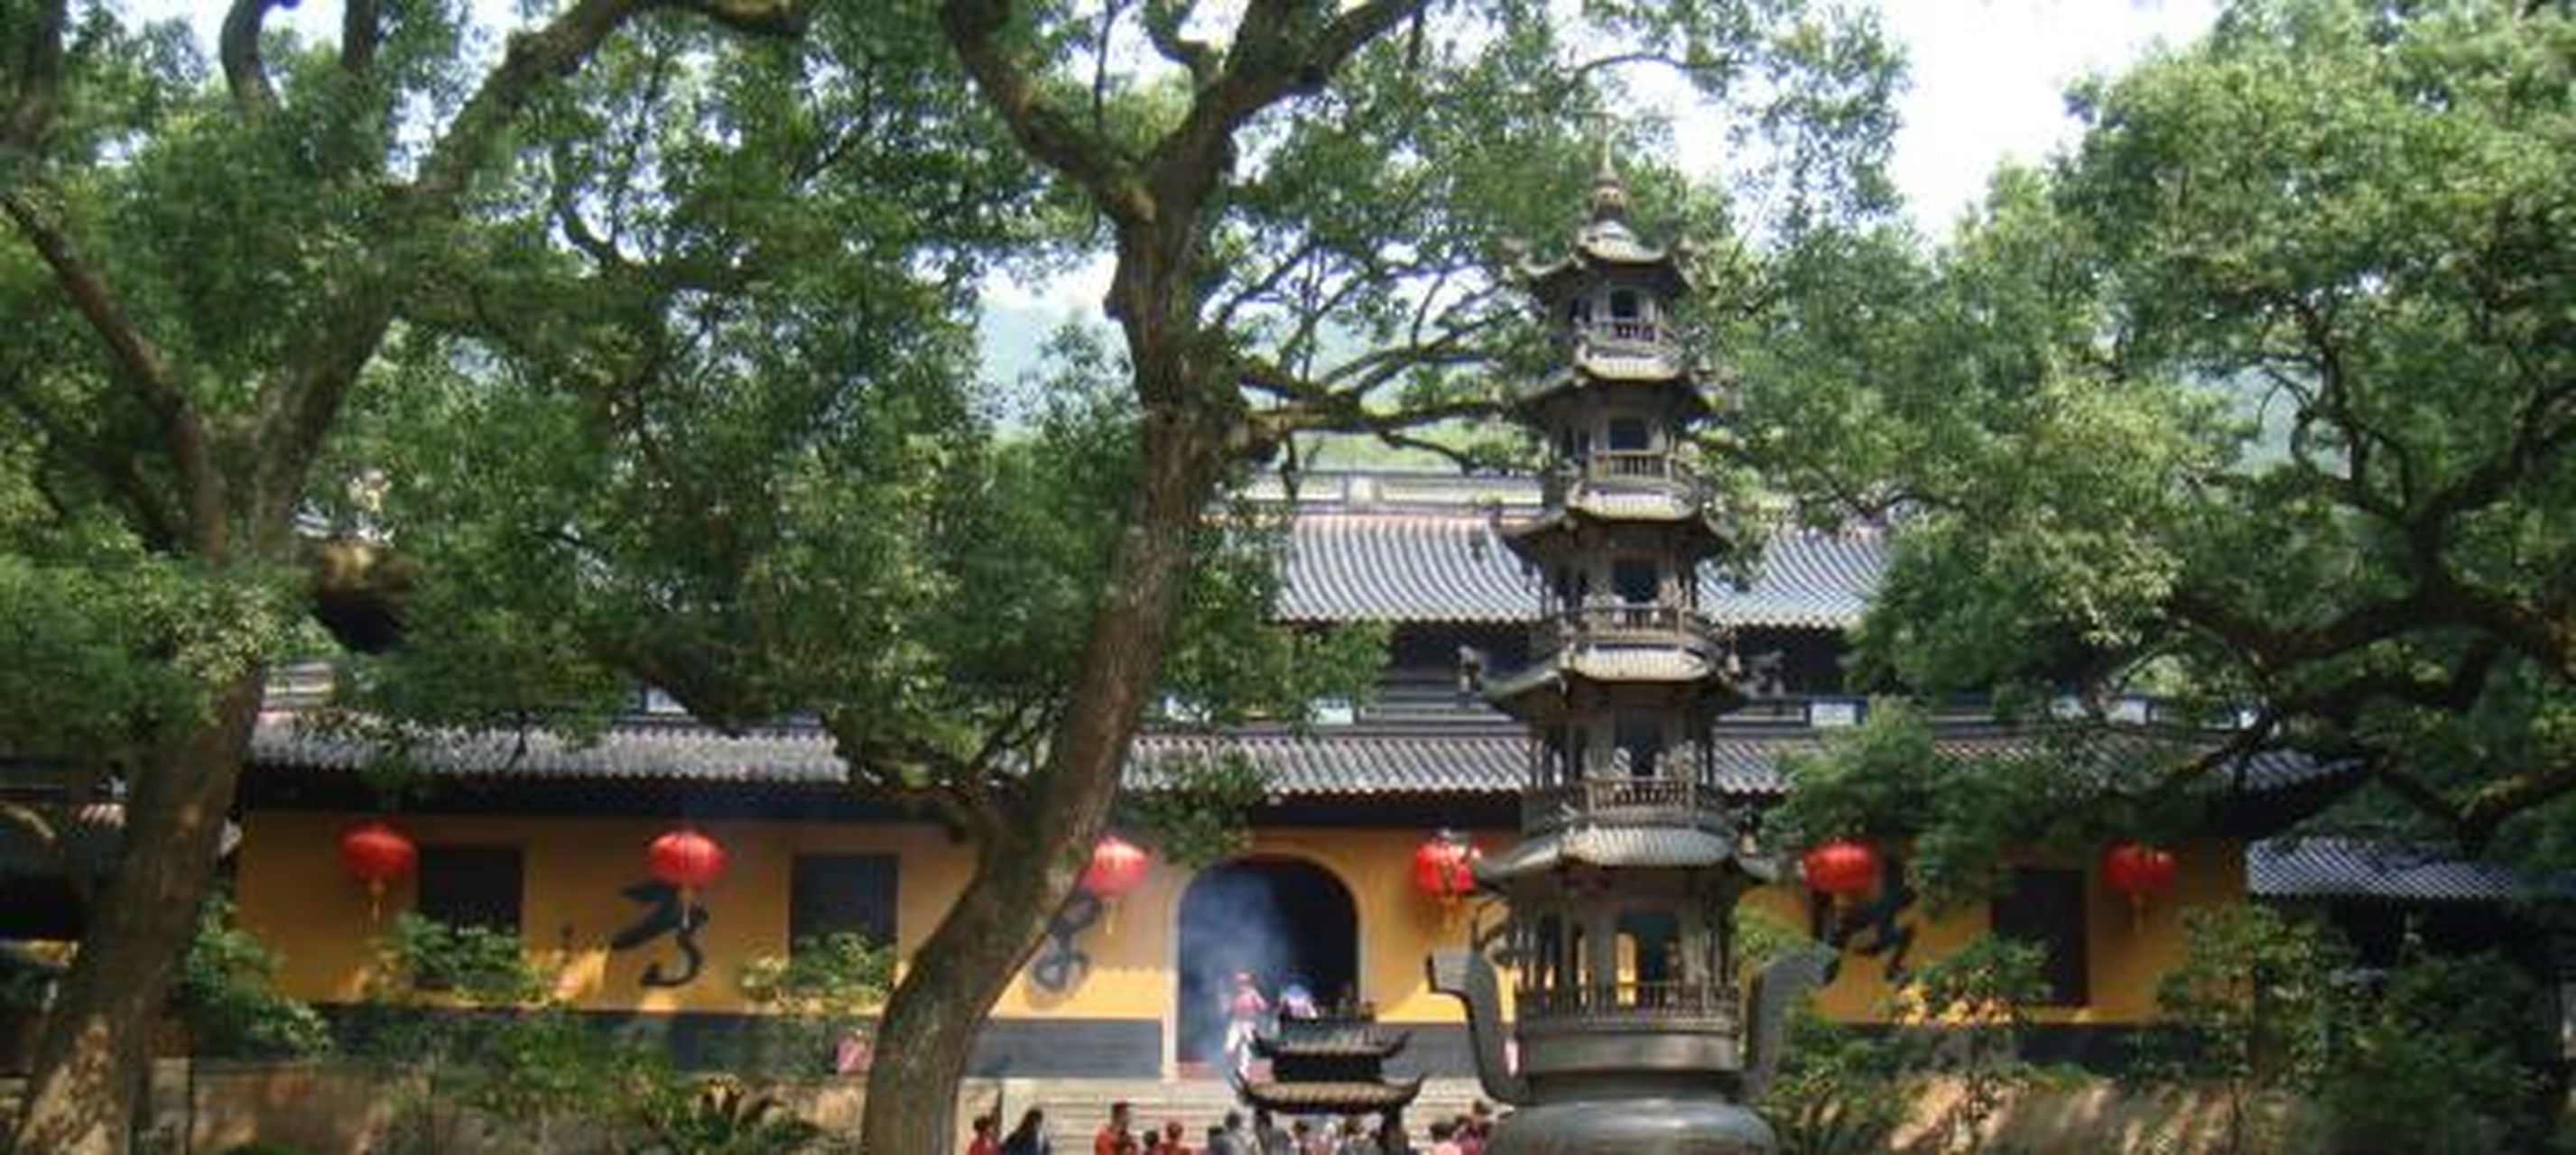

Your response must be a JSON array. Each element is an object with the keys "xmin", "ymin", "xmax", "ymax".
[
  {"xmin": 1275, "ymin": 511, "xmax": 1884, "ymax": 629},
  {"xmin": 2248, "ymin": 836, "xmax": 2576, "ymax": 903},
  {"xmin": 249, "ymin": 716, "xmax": 853, "ymax": 785},
  {"xmin": 249, "ymin": 713, "xmax": 2341, "ymax": 802}
]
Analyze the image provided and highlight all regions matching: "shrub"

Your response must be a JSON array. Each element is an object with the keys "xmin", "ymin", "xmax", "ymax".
[
  {"xmin": 178, "ymin": 895, "xmax": 330, "ymax": 1060},
  {"xmin": 734, "ymin": 932, "xmax": 894, "ymax": 1074}
]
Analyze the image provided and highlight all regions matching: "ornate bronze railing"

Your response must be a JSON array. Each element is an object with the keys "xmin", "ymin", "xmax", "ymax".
[
  {"xmin": 1576, "ymin": 319, "xmax": 1676, "ymax": 354},
  {"xmin": 1515, "ymin": 979, "xmax": 1743, "ymax": 1030},
  {"xmin": 1530, "ymin": 603, "xmax": 1725, "ymax": 659},
  {"xmin": 1540, "ymin": 450, "xmax": 1707, "ymax": 509},
  {"xmin": 1519, "ymin": 777, "xmax": 1729, "ymax": 833}
]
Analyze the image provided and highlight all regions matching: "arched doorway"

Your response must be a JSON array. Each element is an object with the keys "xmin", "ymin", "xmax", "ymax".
[{"xmin": 1174, "ymin": 857, "xmax": 1358, "ymax": 1067}]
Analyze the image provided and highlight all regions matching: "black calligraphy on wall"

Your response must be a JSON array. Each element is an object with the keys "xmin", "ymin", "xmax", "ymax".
[
  {"xmin": 609, "ymin": 880, "xmax": 709, "ymax": 988},
  {"xmin": 1811, "ymin": 853, "xmax": 1917, "ymax": 984},
  {"xmin": 1028, "ymin": 889, "xmax": 1104, "ymax": 993}
]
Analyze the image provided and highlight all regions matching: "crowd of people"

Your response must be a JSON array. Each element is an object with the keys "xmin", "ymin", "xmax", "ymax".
[{"xmin": 964, "ymin": 1099, "xmax": 1501, "ymax": 1155}]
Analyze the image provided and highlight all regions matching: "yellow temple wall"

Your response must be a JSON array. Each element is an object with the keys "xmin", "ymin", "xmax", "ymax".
[{"xmin": 235, "ymin": 812, "xmax": 2246, "ymax": 1034}]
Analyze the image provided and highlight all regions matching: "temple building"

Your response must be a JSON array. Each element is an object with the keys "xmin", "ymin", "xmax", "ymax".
[
  {"xmin": 0, "ymin": 176, "xmax": 2430, "ymax": 1122},
  {"xmin": 202, "ymin": 451, "xmax": 2358, "ymax": 1086}
]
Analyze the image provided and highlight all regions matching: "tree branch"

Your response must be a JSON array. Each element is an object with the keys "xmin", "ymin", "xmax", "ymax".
[
  {"xmin": 3, "ymin": 0, "xmax": 66, "ymax": 151},
  {"xmin": 219, "ymin": 0, "xmax": 285, "ymax": 115},
  {"xmin": 243, "ymin": 0, "xmax": 804, "ymax": 541},
  {"xmin": 412, "ymin": 0, "xmax": 805, "ymax": 211},
  {"xmin": 941, "ymin": 0, "xmax": 1154, "ymax": 226},
  {"xmin": 1140, "ymin": 0, "xmax": 1219, "ymax": 86},
  {"xmin": 1148, "ymin": 0, "xmax": 1427, "ymax": 213},
  {"xmin": 0, "ymin": 370, "xmax": 180, "ymax": 550},
  {"xmin": 341, "ymin": 0, "xmax": 384, "ymax": 75},
  {"xmin": 0, "ymin": 188, "xmax": 227, "ymax": 556}
]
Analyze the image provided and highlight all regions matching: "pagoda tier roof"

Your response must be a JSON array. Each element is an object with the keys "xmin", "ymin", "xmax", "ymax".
[
  {"xmin": 1478, "ymin": 826, "xmax": 1742, "ymax": 879},
  {"xmin": 1498, "ymin": 506, "xmax": 1734, "ymax": 566},
  {"xmin": 1234, "ymin": 1076, "xmax": 1424, "ymax": 1113},
  {"xmin": 1514, "ymin": 366, "xmax": 1709, "ymax": 421},
  {"xmin": 1482, "ymin": 647, "xmax": 1739, "ymax": 718}
]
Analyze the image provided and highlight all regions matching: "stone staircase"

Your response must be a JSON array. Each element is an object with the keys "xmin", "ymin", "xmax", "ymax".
[{"xmin": 964, "ymin": 1076, "xmax": 1490, "ymax": 1148}]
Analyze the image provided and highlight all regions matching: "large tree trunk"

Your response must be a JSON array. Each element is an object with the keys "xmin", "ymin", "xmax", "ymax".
[
  {"xmin": 859, "ymin": 414, "xmax": 1230, "ymax": 1154},
  {"xmin": 8, "ymin": 670, "xmax": 265, "ymax": 1155}
]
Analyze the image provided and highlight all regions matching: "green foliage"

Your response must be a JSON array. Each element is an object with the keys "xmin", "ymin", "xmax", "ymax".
[
  {"xmin": 1745, "ymin": 907, "xmax": 2062, "ymax": 1155},
  {"xmin": 2309, "ymin": 948, "xmax": 2550, "ymax": 1155},
  {"xmin": 733, "ymin": 932, "xmax": 894, "ymax": 1074},
  {"xmin": 360, "ymin": 915, "xmax": 675, "ymax": 1152},
  {"xmin": 632, "ymin": 1077, "xmax": 832, "ymax": 1155},
  {"xmin": 1772, "ymin": 703, "xmax": 2154, "ymax": 909},
  {"xmin": 1121, "ymin": 751, "xmax": 1271, "ymax": 869},
  {"xmin": 1747, "ymin": 0, "xmax": 2576, "ymax": 853},
  {"xmin": 1740, "ymin": 910, "xmax": 1909, "ymax": 1155},
  {"xmin": 1760, "ymin": 1005, "xmax": 1913, "ymax": 1155},
  {"xmin": 2132, "ymin": 907, "xmax": 2557, "ymax": 1154},
  {"xmin": 372, "ymin": 914, "xmax": 548, "ymax": 1004},
  {"xmin": 176, "ymin": 895, "xmax": 330, "ymax": 1060},
  {"xmin": 2138, "ymin": 907, "xmax": 2346, "ymax": 1113},
  {"xmin": 1899, "ymin": 938, "xmax": 2068, "ymax": 1154}
]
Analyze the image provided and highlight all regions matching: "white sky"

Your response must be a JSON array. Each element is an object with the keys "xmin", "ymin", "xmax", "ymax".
[{"xmin": 127, "ymin": 0, "xmax": 2219, "ymax": 319}]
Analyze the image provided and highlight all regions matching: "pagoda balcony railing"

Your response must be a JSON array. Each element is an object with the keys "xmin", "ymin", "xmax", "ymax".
[
  {"xmin": 1571, "ymin": 319, "xmax": 1678, "ymax": 357},
  {"xmin": 1520, "ymin": 776, "xmax": 1730, "ymax": 834},
  {"xmin": 1515, "ymin": 979, "xmax": 1742, "ymax": 1032},
  {"xmin": 1540, "ymin": 450, "xmax": 1708, "ymax": 510},
  {"xmin": 1530, "ymin": 603, "xmax": 1726, "ymax": 660}
]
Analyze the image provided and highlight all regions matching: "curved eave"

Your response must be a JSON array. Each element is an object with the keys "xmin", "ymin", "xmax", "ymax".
[
  {"xmin": 1514, "ymin": 368, "xmax": 1708, "ymax": 421},
  {"xmin": 1233, "ymin": 1076, "xmax": 1424, "ymax": 1113},
  {"xmin": 1522, "ymin": 248, "xmax": 1693, "ymax": 304},
  {"xmin": 1498, "ymin": 509, "xmax": 1734, "ymax": 568},
  {"xmin": 1477, "ymin": 826, "xmax": 1741, "ymax": 881},
  {"xmin": 1482, "ymin": 650, "xmax": 1741, "ymax": 717}
]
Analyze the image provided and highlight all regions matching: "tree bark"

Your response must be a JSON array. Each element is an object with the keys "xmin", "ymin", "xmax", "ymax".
[
  {"xmin": 8, "ymin": 670, "xmax": 265, "ymax": 1154},
  {"xmin": 858, "ymin": 412, "xmax": 1231, "ymax": 1153}
]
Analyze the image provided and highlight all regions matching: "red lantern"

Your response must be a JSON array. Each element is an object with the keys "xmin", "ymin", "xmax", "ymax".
[
  {"xmin": 2102, "ymin": 843, "xmax": 2177, "ymax": 908},
  {"xmin": 1413, "ymin": 833, "xmax": 1479, "ymax": 902},
  {"xmin": 339, "ymin": 821, "xmax": 415, "ymax": 919},
  {"xmin": 647, "ymin": 827, "xmax": 728, "ymax": 892},
  {"xmin": 339, "ymin": 821, "xmax": 417, "ymax": 892},
  {"xmin": 1802, "ymin": 838, "xmax": 1879, "ymax": 899},
  {"xmin": 1081, "ymin": 836, "xmax": 1151, "ymax": 899}
]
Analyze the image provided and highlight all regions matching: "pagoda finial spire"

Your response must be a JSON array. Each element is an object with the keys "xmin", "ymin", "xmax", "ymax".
[{"xmin": 1585, "ymin": 116, "xmax": 1630, "ymax": 222}]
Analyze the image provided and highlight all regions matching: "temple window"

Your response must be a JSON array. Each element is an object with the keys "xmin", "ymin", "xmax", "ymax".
[
  {"xmin": 1991, "ymin": 867, "xmax": 2090, "ymax": 1006},
  {"xmin": 416, "ymin": 845, "xmax": 524, "ymax": 938},
  {"xmin": 790, "ymin": 853, "xmax": 900, "ymax": 956},
  {"xmin": 1608, "ymin": 289, "xmax": 1641, "ymax": 320}
]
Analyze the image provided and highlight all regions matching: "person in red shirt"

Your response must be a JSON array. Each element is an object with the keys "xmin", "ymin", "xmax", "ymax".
[
  {"xmin": 967, "ymin": 1113, "xmax": 1002, "ymax": 1155},
  {"xmin": 1095, "ymin": 1102, "xmax": 1137, "ymax": 1155},
  {"xmin": 1147, "ymin": 1119, "xmax": 1195, "ymax": 1154}
]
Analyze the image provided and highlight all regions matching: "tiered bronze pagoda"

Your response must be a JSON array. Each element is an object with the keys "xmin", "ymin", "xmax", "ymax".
[
  {"xmin": 1431, "ymin": 161, "xmax": 1821, "ymax": 1153},
  {"xmin": 1236, "ymin": 1012, "xmax": 1422, "ymax": 1133}
]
